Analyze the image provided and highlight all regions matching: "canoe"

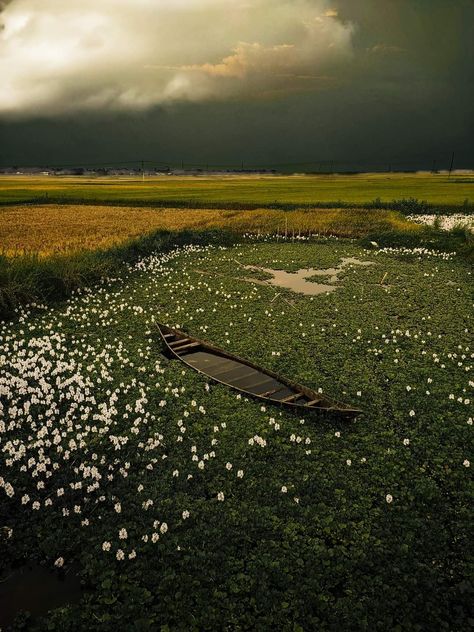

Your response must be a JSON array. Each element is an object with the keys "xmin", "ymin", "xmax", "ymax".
[{"xmin": 157, "ymin": 323, "xmax": 362, "ymax": 419}]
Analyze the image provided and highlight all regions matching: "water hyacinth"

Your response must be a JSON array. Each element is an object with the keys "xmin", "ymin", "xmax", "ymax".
[
  {"xmin": 407, "ymin": 214, "xmax": 474, "ymax": 232},
  {"xmin": 0, "ymin": 238, "xmax": 471, "ymax": 630}
]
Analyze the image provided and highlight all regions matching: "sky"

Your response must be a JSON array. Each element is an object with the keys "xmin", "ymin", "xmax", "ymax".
[{"xmin": 0, "ymin": 0, "xmax": 472, "ymax": 170}]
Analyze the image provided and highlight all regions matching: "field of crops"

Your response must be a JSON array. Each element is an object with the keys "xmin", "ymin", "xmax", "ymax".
[
  {"xmin": 0, "ymin": 205, "xmax": 418, "ymax": 256},
  {"xmin": 1, "ymin": 237, "xmax": 472, "ymax": 630},
  {"xmin": 1, "ymin": 172, "xmax": 473, "ymax": 206}
]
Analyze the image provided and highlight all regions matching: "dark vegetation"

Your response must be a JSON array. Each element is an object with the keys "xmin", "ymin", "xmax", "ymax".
[{"xmin": 1, "ymin": 196, "xmax": 472, "ymax": 215}]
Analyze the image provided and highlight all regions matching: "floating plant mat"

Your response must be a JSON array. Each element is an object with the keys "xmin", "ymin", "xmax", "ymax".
[
  {"xmin": 243, "ymin": 257, "xmax": 375, "ymax": 296},
  {"xmin": 0, "ymin": 564, "xmax": 82, "ymax": 628}
]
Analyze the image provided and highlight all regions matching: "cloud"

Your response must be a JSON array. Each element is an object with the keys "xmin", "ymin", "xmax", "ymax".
[
  {"xmin": 0, "ymin": 0, "xmax": 354, "ymax": 117},
  {"xmin": 367, "ymin": 44, "xmax": 407, "ymax": 55}
]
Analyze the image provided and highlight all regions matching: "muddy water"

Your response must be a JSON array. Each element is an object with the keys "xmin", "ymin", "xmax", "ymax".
[
  {"xmin": 244, "ymin": 258, "xmax": 374, "ymax": 296},
  {"xmin": 0, "ymin": 564, "xmax": 82, "ymax": 628}
]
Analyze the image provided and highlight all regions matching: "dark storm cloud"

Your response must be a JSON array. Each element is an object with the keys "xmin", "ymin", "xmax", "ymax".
[{"xmin": 0, "ymin": 0, "xmax": 472, "ymax": 169}]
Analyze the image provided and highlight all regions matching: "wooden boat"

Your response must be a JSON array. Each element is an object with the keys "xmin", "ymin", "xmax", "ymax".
[{"xmin": 157, "ymin": 323, "xmax": 362, "ymax": 419}]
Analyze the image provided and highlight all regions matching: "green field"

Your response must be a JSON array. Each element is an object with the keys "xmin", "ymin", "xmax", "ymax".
[
  {"xmin": 1, "ymin": 239, "xmax": 472, "ymax": 630},
  {"xmin": 1, "ymin": 173, "xmax": 473, "ymax": 206}
]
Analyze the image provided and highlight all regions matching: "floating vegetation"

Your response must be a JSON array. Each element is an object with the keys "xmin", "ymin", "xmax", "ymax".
[
  {"xmin": 407, "ymin": 213, "xmax": 474, "ymax": 232},
  {"xmin": 0, "ymin": 240, "xmax": 472, "ymax": 630}
]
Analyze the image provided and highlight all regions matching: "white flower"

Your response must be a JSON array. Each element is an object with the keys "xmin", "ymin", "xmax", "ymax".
[
  {"xmin": 114, "ymin": 502, "xmax": 121, "ymax": 513},
  {"xmin": 403, "ymin": 438, "xmax": 410, "ymax": 446},
  {"xmin": 102, "ymin": 541, "xmax": 111, "ymax": 552},
  {"xmin": 335, "ymin": 432, "xmax": 341, "ymax": 438},
  {"xmin": 217, "ymin": 492, "xmax": 225, "ymax": 501},
  {"xmin": 119, "ymin": 528, "xmax": 128, "ymax": 540},
  {"xmin": 160, "ymin": 522, "xmax": 168, "ymax": 533},
  {"xmin": 463, "ymin": 459, "xmax": 470, "ymax": 468},
  {"xmin": 409, "ymin": 410, "xmax": 415, "ymax": 417},
  {"xmin": 182, "ymin": 510, "xmax": 190, "ymax": 520},
  {"xmin": 54, "ymin": 557, "xmax": 64, "ymax": 568},
  {"xmin": 225, "ymin": 462, "xmax": 232, "ymax": 470},
  {"xmin": 281, "ymin": 486, "xmax": 288, "ymax": 493},
  {"xmin": 151, "ymin": 533, "xmax": 159, "ymax": 543},
  {"xmin": 128, "ymin": 550, "xmax": 136, "ymax": 560},
  {"xmin": 116, "ymin": 549, "xmax": 125, "ymax": 561},
  {"xmin": 386, "ymin": 494, "xmax": 393, "ymax": 504},
  {"xmin": 346, "ymin": 459, "xmax": 352, "ymax": 466},
  {"xmin": 237, "ymin": 470, "xmax": 244, "ymax": 478}
]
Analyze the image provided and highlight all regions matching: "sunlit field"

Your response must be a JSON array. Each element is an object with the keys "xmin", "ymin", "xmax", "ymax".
[
  {"xmin": 0, "ymin": 205, "xmax": 418, "ymax": 256},
  {"xmin": 0, "ymin": 172, "xmax": 473, "ymax": 206},
  {"xmin": 1, "ymin": 239, "xmax": 472, "ymax": 629}
]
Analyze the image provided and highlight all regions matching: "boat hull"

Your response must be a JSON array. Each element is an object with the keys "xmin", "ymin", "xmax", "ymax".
[{"xmin": 157, "ymin": 323, "xmax": 361, "ymax": 419}]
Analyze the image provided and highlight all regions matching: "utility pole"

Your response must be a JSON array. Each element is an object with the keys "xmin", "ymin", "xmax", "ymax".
[
  {"xmin": 448, "ymin": 152, "xmax": 455, "ymax": 178},
  {"xmin": 141, "ymin": 160, "xmax": 145, "ymax": 182}
]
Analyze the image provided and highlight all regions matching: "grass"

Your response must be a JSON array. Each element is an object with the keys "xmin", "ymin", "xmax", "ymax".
[
  {"xmin": 1, "ymin": 173, "xmax": 473, "ymax": 207},
  {"xmin": 1, "ymin": 240, "xmax": 472, "ymax": 630},
  {"xmin": 0, "ymin": 205, "xmax": 419, "ymax": 256},
  {"xmin": 0, "ymin": 229, "xmax": 237, "ymax": 320}
]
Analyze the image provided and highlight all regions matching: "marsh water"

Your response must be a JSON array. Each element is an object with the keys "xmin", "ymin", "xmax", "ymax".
[
  {"xmin": 0, "ymin": 564, "xmax": 82, "ymax": 628},
  {"xmin": 243, "ymin": 257, "xmax": 374, "ymax": 296}
]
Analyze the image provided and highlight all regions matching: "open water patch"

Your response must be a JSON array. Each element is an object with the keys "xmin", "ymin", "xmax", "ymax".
[
  {"xmin": 243, "ymin": 257, "xmax": 374, "ymax": 296},
  {"xmin": 0, "ymin": 563, "xmax": 82, "ymax": 628}
]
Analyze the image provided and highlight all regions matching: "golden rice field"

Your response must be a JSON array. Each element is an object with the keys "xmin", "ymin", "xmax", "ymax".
[{"xmin": 0, "ymin": 204, "xmax": 419, "ymax": 256}]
